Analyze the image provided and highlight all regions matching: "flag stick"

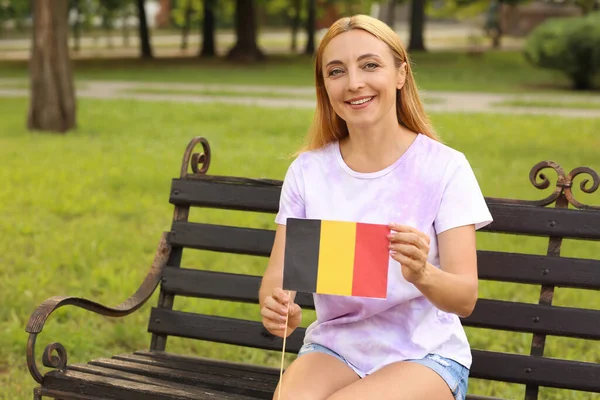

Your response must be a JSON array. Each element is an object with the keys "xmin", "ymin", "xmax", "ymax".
[{"xmin": 278, "ymin": 290, "xmax": 291, "ymax": 400}]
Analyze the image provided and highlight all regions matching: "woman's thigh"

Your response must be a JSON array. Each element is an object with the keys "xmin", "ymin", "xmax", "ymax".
[
  {"xmin": 325, "ymin": 361, "xmax": 455, "ymax": 400},
  {"xmin": 274, "ymin": 351, "xmax": 360, "ymax": 400}
]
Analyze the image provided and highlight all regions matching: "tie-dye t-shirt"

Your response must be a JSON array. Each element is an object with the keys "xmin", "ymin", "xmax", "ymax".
[{"xmin": 274, "ymin": 133, "xmax": 493, "ymax": 374}]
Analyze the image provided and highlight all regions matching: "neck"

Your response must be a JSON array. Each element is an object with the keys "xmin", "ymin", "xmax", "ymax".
[{"xmin": 340, "ymin": 116, "xmax": 418, "ymax": 173}]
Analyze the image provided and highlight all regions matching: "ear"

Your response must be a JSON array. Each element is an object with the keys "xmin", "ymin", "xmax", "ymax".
[{"xmin": 396, "ymin": 62, "xmax": 407, "ymax": 90}]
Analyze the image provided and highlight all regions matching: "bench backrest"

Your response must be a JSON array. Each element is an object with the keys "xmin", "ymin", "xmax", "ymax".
[{"xmin": 148, "ymin": 138, "xmax": 600, "ymax": 400}]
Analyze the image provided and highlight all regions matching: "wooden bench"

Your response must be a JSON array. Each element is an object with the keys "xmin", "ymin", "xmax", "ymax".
[{"xmin": 26, "ymin": 136, "xmax": 600, "ymax": 400}]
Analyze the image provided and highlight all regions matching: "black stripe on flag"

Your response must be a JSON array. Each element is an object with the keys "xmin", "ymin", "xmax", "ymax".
[{"xmin": 283, "ymin": 218, "xmax": 321, "ymax": 294}]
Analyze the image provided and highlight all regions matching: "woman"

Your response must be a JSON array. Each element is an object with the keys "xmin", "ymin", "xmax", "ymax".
[{"xmin": 259, "ymin": 14, "xmax": 492, "ymax": 400}]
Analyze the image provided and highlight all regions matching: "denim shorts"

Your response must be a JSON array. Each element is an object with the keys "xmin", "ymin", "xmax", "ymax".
[{"xmin": 298, "ymin": 343, "xmax": 469, "ymax": 400}]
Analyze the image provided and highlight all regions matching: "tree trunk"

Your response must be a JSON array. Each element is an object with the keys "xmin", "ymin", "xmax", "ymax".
[
  {"xmin": 181, "ymin": 0, "xmax": 193, "ymax": 50},
  {"xmin": 137, "ymin": 0, "xmax": 153, "ymax": 58},
  {"xmin": 408, "ymin": 0, "xmax": 426, "ymax": 52},
  {"xmin": 123, "ymin": 8, "xmax": 132, "ymax": 47},
  {"xmin": 385, "ymin": 0, "xmax": 396, "ymax": 29},
  {"xmin": 200, "ymin": 0, "xmax": 216, "ymax": 57},
  {"xmin": 227, "ymin": 0, "xmax": 264, "ymax": 62},
  {"xmin": 28, "ymin": 0, "xmax": 76, "ymax": 133},
  {"xmin": 290, "ymin": 0, "xmax": 301, "ymax": 53},
  {"xmin": 304, "ymin": 0, "xmax": 316, "ymax": 55}
]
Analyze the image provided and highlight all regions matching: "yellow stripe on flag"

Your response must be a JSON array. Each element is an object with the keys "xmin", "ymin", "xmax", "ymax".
[{"xmin": 316, "ymin": 220, "xmax": 355, "ymax": 296}]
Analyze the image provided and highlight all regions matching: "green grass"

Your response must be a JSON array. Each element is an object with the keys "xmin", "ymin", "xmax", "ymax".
[
  {"xmin": 493, "ymin": 99, "xmax": 600, "ymax": 110},
  {"xmin": 125, "ymin": 87, "xmax": 316, "ymax": 99},
  {"xmin": 0, "ymin": 97, "xmax": 599, "ymax": 399},
  {"xmin": 0, "ymin": 80, "xmax": 30, "ymax": 89},
  {"xmin": 2, "ymin": 51, "xmax": 598, "ymax": 94}
]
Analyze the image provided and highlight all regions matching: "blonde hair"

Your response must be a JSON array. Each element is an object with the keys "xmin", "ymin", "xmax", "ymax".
[{"xmin": 300, "ymin": 14, "xmax": 439, "ymax": 152}]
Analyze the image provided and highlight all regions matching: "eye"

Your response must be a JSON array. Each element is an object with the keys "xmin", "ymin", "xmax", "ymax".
[
  {"xmin": 364, "ymin": 62, "xmax": 380, "ymax": 70},
  {"xmin": 327, "ymin": 68, "xmax": 344, "ymax": 77}
]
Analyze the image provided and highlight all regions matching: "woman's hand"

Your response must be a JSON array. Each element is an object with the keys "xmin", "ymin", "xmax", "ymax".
[
  {"xmin": 388, "ymin": 223, "xmax": 431, "ymax": 284},
  {"xmin": 260, "ymin": 287, "xmax": 302, "ymax": 338}
]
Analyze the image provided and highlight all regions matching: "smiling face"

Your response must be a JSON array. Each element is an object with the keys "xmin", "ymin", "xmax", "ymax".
[{"xmin": 321, "ymin": 29, "xmax": 406, "ymax": 131}]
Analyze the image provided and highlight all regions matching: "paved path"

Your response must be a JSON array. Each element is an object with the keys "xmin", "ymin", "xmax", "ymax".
[{"xmin": 1, "ymin": 79, "xmax": 599, "ymax": 118}]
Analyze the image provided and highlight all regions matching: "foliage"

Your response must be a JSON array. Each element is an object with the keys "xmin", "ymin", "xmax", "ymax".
[
  {"xmin": 524, "ymin": 11, "xmax": 600, "ymax": 90},
  {"xmin": 170, "ymin": 0, "xmax": 203, "ymax": 28}
]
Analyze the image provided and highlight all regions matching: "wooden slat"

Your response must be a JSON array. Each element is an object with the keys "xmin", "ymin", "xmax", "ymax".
[
  {"xmin": 147, "ymin": 310, "xmax": 600, "ymax": 392},
  {"xmin": 84, "ymin": 358, "xmax": 273, "ymax": 398},
  {"xmin": 114, "ymin": 353, "xmax": 279, "ymax": 382},
  {"xmin": 68, "ymin": 363, "xmax": 216, "ymax": 391},
  {"xmin": 477, "ymin": 251, "xmax": 600, "ymax": 289},
  {"xmin": 43, "ymin": 369, "xmax": 255, "ymax": 400},
  {"xmin": 169, "ymin": 179, "xmax": 600, "ymax": 240},
  {"xmin": 148, "ymin": 308, "xmax": 304, "ymax": 353},
  {"xmin": 170, "ymin": 179, "xmax": 280, "ymax": 213},
  {"xmin": 160, "ymin": 268, "xmax": 600, "ymax": 339},
  {"xmin": 169, "ymin": 222, "xmax": 274, "ymax": 257},
  {"xmin": 162, "ymin": 251, "xmax": 600, "ymax": 296},
  {"xmin": 483, "ymin": 203, "xmax": 600, "ymax": 240},
  {"xmin": 463, "ymin": 299, "xmax": 600, "ymax": 339},
  {"xmin": 133, "ymin": 351, "xmax": 281, "ymax": 377},
  {"xmin": 161, "ymin": 268, "xmax": 314, "ymax": 308},
  {"xmin": 470, "ymin": 349, "xmax": 600, "ymax": 392}
]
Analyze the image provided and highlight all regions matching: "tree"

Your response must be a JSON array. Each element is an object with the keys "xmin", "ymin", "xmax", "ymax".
[
  {"xmin": 137, "ymin": 0, "xmax": 153, "ymax": 58},
  {"xmin": 408, "ymin": 0, "xmax": 426, "ymax": 51},
  {"xmin": 384, "ymin": 0, "xmax": 397, "ymax": 28},
  {"xmin": 227, "ymin": 0, "xmax": 264, "ymax": 61},
  {"xmin": 200, "ymin": 0, "xmax": 216, "ymax": 57},
  {"xmin": 305, "ymin": 0, "xmax": 316, "ymax": 54},
  {"xmin": 28, "ymin": 0, "xmax": 76, "ymax": 133},
  {"xmin": 290, "ymin": 0, "xmax": 302, "ymax": 52},
  {"xmin": 177, "ymin": 0, "xmax": 197, "ymax": 50}
]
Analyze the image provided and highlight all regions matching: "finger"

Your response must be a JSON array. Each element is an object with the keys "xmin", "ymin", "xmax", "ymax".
[
  {"xmin": 261, "ymin": 306, "xmax": 288, "ymax": 323},
  {"xmin": 289, "ymin": 303, "xmax": 302, "ymax": 317},
  {"xmin": 390, "ymin": 252, "xmax": 420, "ymax": 271},
  {"xmin": 263, "ymin": 319, "xmax": 287, "ymax": 332},
  {"xmin": 388, "ymin": 232, "xmax": 421, "ymax": 246},
  {"xmin": 389, "ymin": 224, "xmax": 430, "ymax": 244},
  {"xmin": 389, "ymin": 243, "xmax": 424, "ymax": 260},
  {"xmin": 263, "ymin": 296, "xmax": 288, "ymax": 315},
  {"xmin": 272, "ymin": 288, "xmax": 290, "ymax": 305}
]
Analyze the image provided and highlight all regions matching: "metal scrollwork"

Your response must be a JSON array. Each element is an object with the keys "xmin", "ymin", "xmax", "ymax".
[
  {"xmin": 180, "ymin": 137, "xmax": 211, "ymax": 177},
  {"xmin": 526, "ymin": 161, "xmax": 565, "ymax": 207},
  {"xmin": 565, "ymin": 166, "xmax": 600, "ymax": 210},
  {"xmin": 488, "ymin": 161, "xmax": 599, "ymax": 209},
  {"xmin": 27, "ymin": 334, "xmax": 68, "ymax": 384},
  {"xmin": 42, "ymin": 342, "xmax": 67, "ymax": 369}
]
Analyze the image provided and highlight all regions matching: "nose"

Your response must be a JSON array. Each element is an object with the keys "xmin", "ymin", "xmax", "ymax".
[{"xmin": 346, "ymin": 69, "xmax": 365, "ymax": 92}]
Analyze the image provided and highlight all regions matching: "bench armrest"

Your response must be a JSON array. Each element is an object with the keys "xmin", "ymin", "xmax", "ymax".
[{"xmin": 25, "ymin": 232, "xmax": 171, "ymax": 384}]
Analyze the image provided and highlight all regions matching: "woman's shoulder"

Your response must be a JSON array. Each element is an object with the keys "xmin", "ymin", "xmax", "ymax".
[
  {"xmin": 416, "ymin": 134, "xmax": 468, "ymax": 170},
  {"xmin": 289, "ymin": 140, "xmax": 339, "ymax": 169}
]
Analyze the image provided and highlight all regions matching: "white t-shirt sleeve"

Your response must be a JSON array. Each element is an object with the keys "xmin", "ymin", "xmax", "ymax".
[
  {"xmin": 434, "ymin": 154, "xmax": 493, "ymax": 234},
  {"xmin": 274, "ymin": 157, "xmax": 306, "ymax": 225}
]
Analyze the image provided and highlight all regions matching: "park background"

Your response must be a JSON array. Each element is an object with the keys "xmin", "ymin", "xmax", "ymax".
[{"xmin": 1, "ymin": 1, "xmax": 599, "ymax": 399}]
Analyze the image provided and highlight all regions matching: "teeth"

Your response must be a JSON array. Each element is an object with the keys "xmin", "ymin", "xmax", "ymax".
[{"xmin": 350, "ymin": 97, "xmax": 373, "ymax": 105}]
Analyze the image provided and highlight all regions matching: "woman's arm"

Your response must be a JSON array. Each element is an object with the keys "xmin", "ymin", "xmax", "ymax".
[{"xmin": 388, "ymin": 223, "xmax": 478, "ymax": 318}]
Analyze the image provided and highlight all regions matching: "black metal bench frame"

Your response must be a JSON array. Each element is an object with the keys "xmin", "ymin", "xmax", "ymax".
[{"xmin": 26, "ymin": 137, "xmax": 600, "ymax": 400}]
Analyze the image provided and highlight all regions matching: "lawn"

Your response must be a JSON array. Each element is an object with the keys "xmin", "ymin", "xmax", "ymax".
[
  {"xmin": 0, "ymin": 97, "xmax": 599, "ymax": 400},
  {"xmin": 493, "ymin": 99, "xmax": 600, "ymax": 110},
  {"xmin": 1, "ymin": 50, "xmax": 597, "ymax": 94}
]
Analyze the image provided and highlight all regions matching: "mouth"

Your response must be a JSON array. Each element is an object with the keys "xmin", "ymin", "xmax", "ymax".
[{"xmin": 346, "ymin": 96, "xmax": 376, "ymax": 107}]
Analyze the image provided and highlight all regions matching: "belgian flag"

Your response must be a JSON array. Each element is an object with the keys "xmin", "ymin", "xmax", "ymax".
[{"xmin": 283, "ymin": 218, "xmax": 390, "ymax": 299}]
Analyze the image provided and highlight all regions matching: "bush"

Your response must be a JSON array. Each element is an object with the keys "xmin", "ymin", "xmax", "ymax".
[{"xmin": 524, "ymin": 12, "xmax": 600, "ymax": 90}]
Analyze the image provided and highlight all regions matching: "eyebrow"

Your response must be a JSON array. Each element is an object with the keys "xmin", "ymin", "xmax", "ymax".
[{"xmin": 325, "ymin": 53, "xmax": 382, "ymax": 68}]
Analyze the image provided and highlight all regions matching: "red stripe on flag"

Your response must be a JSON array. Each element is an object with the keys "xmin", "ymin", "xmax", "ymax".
[{"xmin": 352, "ymin": 223, "xmax": 390, "ymax": 298}]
